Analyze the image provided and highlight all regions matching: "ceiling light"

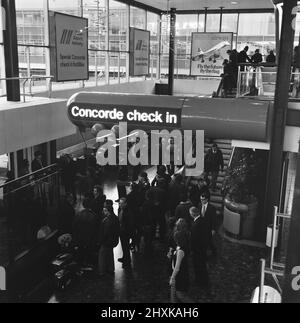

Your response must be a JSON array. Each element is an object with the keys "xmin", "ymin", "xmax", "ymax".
[{"xmin": 231, "ymin": 1, "xmax": 238, "ymax": 4}]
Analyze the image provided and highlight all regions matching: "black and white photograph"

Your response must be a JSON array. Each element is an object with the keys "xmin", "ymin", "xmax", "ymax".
[{"xmin": 0, "ymin": 0, "xmax": 300, "ymax": 307}]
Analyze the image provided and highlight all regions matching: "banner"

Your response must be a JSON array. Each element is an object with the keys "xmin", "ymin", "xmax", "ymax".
[
  {"xmin": 49, "ymin": 12, "xmax": 88, "ymax": 82},
  {"xmin": 191, "ymin": 32, "xmax": 233, "ymax": 77},
  {"xmin": 129, "ymin": 28, "xmax": 150, "ymax": 76}
]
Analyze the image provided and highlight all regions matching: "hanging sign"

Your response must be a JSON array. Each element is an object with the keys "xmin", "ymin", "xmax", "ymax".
[
  {"xmin": 129, "ymin": 27, "xmax": 150, "ymax": 76},
  {"xmin": 49, "ymin": 11, "xmax": 89, "ymax": 82}
]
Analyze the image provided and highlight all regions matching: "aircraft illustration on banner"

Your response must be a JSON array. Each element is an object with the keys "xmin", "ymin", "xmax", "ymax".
[{"xmin": 191, "ymin": 41, "xmax": 231, "ymax": 63}]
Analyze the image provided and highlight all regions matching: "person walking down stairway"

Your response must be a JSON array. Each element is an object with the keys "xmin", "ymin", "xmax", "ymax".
[{"xmin": 204, "ymin": 143, "xmax": 224, "ymax": 192}]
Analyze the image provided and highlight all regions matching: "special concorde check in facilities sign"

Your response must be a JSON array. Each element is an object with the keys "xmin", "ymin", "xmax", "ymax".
[{"xmin": 49, "ymin": 11, "xmax": 89, "ymax": 82}]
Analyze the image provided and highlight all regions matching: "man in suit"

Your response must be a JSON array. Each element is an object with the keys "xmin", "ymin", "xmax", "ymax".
[
  {"xmin": 204, "ymin": 143, "xmax": 224, "ymax": 192},
  {"xmin": 118, "ymin": 197, "xmax": 134, "ymax": 268},
  {"xmin": 190, "ymin": 198, "xmax": 216, "ymax": 295},
  {"xmin": 199, "ymin": 192, "xmax": 218, "ymax": 259}
]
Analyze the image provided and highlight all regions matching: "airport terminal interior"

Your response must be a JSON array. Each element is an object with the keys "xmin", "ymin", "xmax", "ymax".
[{"xmin": 0, "ymin": 0, "xmax": 300, "ymax": 303}]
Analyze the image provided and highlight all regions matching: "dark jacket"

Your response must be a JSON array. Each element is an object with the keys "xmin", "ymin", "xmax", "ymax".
[
  {"xmin": 189, "ymin": 184, "xmax": 211, "ymax": 206},
  {"xmin": 266, "ymin": 53, "xmax": 276, "ymax": 63},
  {"xmin": 204, "ymin": 148, "xmax": 224, "ymax": 173},
  {"xmin": 72, "ymin": 208, "xmax": 98, "ymax": 248},
  {"xmin": 238, "ymin": 50, "xmax": 251, "ymax": 64},
  {"xmin": 191, "ymin": 216, "xmax": 212, "ymax": 255},
  {"xmin": 58, "ymin": 200, "xmax": 75, "ymax": 235},
  {"xmin": 175, "ymin": 201, "xmax": 193, "ymax": 228},
  {"xmin": 141, "ymin": 199, "xmax": 155, "ymax": 227},
  {"xmin": 118, "ymin": 207, "xmax": 134, "ymax": 235},
  {"xmin": 168, "ymin": 181, "xmax": 185, "ymax": 212},
  {"xmin": 199, "ymin": 203, "xmax": 218, "ymax": 233},
  {"xmin": 91, "ymin": 194, "xmax": 106, "ymax": 217},
  {"xmin": 99, "ymin": 213, "xmax": 120, "ymax": 248},
  {"xmin": 252, "ymin": 53, "xmax": 263, "ymax": 64}
]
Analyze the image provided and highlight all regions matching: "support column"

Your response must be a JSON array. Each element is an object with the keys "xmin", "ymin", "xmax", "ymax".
[
  {"xmin": 204, "ymin": 7, "xmax": 208, "ymax": 33},
  {"xmin": 126, "ymin": 4, "xmax": 130, "ymax": 83},
  {"xmin": 156, "ymin": 14, "xmax": 161, "ymax": 80},
  {"xmin": 105, "ymin": 0, "xmax": 110, "ymax": 85},
  {"xmin": 43, "ymin": 0, "xmax": 51, "ymax": 89},
  {"xmin": 264, "ymin": 0, "xmax": 297, "ymax": 229},
  {"xmin": 275, "ymin": 5, "xmax": 280, "ymax": 63},
  {"xmin": 0, "ymin": 0, "xmax": 6, "ymax": 96},
  {"xmin": 168, "ymin": 8, "xmax": 176, "ymax": 96},
  {"xmin": 283, "ymin": 143, "xmax": 300, "ymax": 303},
  {"xmin": 2, "ymin": 0, "xmax": 20, "ymax": 101},
  {"xmin": 219, "ymin": 7, "xmax": 223, "ymax": 33}
]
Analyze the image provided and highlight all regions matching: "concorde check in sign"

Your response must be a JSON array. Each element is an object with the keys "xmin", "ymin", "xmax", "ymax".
[
  {"xmin": 191, "ymin": 32, "xmax": 233, "ymax": 77},
  {"xmin": 49, "ymin": 12, "xmax": 89, "ymax": 82}
]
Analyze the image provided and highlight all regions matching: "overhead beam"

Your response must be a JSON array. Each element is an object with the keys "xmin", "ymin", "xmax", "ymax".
[
  {"xmin": 114, "ymin": 0, "xmax": 162, "ymax": 15},
  {"xmin": 173, "ymin": 8, "xmax": 274, "ymax": 15}
]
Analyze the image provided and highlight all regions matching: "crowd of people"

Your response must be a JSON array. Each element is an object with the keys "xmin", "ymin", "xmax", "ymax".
[
  {"xmin": 54, "ymin": 143, "xmax": 225, "ymax": 303},
  {"xmin": 1, "ymin": 141, "xmax": 225, "ymax": 302},
  {"xmin": 222, "ymin": 46, "xmax": 276, "ymax": 97}
]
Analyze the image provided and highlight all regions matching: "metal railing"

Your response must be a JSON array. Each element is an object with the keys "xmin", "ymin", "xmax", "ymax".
[
  {"xmin": 0, "ymin": 75, "xmax": 53, "ymax": 102},
  {"xmin": 0, "ymin": 164, "xmax": 62, "ymax": 265},
  {"xmin": 236, "ymin": 65, "xmax": 300, "ymax": 99}
]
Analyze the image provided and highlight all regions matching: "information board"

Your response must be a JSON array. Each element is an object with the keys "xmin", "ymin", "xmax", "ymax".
[
  {"xmin": 49, "ymin": 11, "xmax": 89, "ymax": 82},
  {"xmin": 129, "ymin": 28, "xmax": 150, "ymax": 76}
]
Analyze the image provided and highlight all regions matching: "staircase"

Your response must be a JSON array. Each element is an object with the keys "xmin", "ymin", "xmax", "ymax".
[{"xmin": 204, "ymin": 139, "xmax": 233, "ymax": 214}]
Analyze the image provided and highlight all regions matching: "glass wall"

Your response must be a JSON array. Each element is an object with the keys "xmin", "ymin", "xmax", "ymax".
[
  {"xmin": 175, "ymin": 15, "xmax": 197, "ymax": 78},
  {"xmin": 160, "ymin": 14, "xmax": 170, "ymax": 78},
  {"xmin": 5, "ymin": 2, "xmax": 278, "ymax": 93},
  {"xmin": 130, "ymin": 7, "xmax": 146, "ymax": 29},
  {"xmin": 222, "ymin": 14, "xmax": 238, "ymax": 33},
  {"xmin": 237, "ymin": 13, "xmax": 276, "ymax": 60},
  {"xmin": 206, "ymin": 14, "xmax": 221, "ymax": 32},
  {"xmin": 48, "ymin": 0, "xmax": 81, "ymax": 16},
  {"xmin": 147, "ymin": 11, "xmax": 159, "ymax": 79}
]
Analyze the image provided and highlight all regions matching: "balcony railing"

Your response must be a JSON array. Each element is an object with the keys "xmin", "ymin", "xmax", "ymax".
[
  {"xmin": 236, "ymin": 64, "xmax": 300, "ymax": 100},
  {"xmin": 0, "ymin": 75, "xmax": 53, "ymax": 102},
  {"xmin": 0, "ymin": 164, "xmax": 62, "ymax": 266}
]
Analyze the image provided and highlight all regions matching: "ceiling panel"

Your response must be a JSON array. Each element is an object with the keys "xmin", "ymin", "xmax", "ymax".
[{"xmin": 132, "ymin": 0, "xmax": 274, "ymax": 11}]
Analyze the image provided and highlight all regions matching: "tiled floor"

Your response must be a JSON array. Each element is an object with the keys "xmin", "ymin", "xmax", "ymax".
[{"xmin": 47, "ymin": 234, "xmax": 266, "ymax": 304}]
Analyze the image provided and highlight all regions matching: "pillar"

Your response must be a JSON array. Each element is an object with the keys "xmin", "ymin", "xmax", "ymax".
[
  {"xmin": 264, "ymin": 0, "xmax": 297, "ymax": 228},
  {"xmin": 2, "ymin": 0, "xmax": 20, "ymax": 101},
  {"xmin": 168, "ymin": 8, "xmax": 176, "ymax": 96}
]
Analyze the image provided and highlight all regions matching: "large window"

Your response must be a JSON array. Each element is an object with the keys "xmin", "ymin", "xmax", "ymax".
[
  {"xmin": 175, "ymin": 15, "xmax": 197, "ymax": 77},
  {"xmin": 11, "ymin": 2, "xmax": 278, "ymax": 88},
  {"xmin": 130, "ymin": 7, "xmax": 146, "ymax": 29},
  {"xmin": 222, "ymin": 14, "xmax": 238, "ymax": 33},
  {"xmin": 206, "ymin": 14, "xmax": 221, "ymax": 32},
  {"xmin": 238, "ymin": 13, "xmax": 276, "ymax": 59},
  {"xmin": 109, "ymin": 0, "xmax": 128, "ymax": 52},
  {"xmin": 48, "ymin": 0, "xmax": 81, "ymax": 16},
  {"xmin": 83, "ymin": 0, "xmax": 106, "ymax": 51},
  {"xmin": 147, "ymin": 12, "xmax": 159, "ymax": 78},
  {"xmin": 16, "ymin": 0, "xmax": 45, "ymax": 46}
]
